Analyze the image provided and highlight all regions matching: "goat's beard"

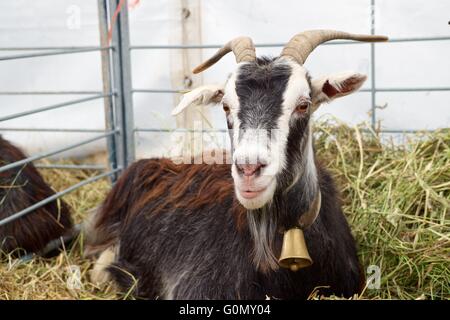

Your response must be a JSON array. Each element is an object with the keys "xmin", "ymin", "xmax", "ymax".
[
  {"xmin": 246, "ymin": 205, "xmax": 280, "ymax": 273},
  {"xmin": 234, "ymin": 174, "xmax": 279, "ymax": 272}
]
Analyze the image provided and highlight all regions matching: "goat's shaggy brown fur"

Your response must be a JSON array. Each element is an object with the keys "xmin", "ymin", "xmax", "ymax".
[
  {"xmin": 0, "ymin": 135, "xmax": 73, "ymax": 255},
  {"xmin": 91, "ymin": 157, "xmax": 246, "ymax": 254}
]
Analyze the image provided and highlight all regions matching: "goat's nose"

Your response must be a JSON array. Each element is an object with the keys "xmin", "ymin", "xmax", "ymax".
[{"xmin": 236, "ymin": 162, "xmax": 265, "ymax": 176}]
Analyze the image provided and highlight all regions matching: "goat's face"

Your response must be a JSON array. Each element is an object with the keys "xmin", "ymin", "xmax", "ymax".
[
  {"xmin": 225, "ymin": 58, "xmax": 310, "ymax": 209},
  {"xmin": 172, "ymin": 31, "xmax": 387, "ymax": 209},
  {"xmin": 224, "ymin": 58, "xmax": 367, "ymax": 209}
]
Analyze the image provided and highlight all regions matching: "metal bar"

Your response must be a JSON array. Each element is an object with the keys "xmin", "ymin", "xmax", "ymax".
[
  {"xmin": 0, "ymin": 93, "xmax": 112, "ymax": 122},
  {"xmin": 0, "ymin": 90, "xmax": 103, "ymax": 95},
  {"xmin": 132, "ymin": 88, "xmax": 184, "ymax": 94},
  {"xmin": 0, "ymin": 131, "xmax": 116, "ymax": 173},
  {"xmin": 384, "ymin": 36, "xmax": 450, "ymax": 43},
  {"xmin": 376, "ymin": 129, "xmax": 438, "ymax": 133},
  {"xmin": 136, "ymin": 127, "xmax": 445, "ymax": 134},
  {"xmin": 0, "ymin": 127, "xmax": 107, "ymax": 133},
  {"xmin": 108, "ymin": 0, "xmax": 135, "ymax": 167},
  {"xmin": 0, "ymin": 46, "xmax": 108, "ymax": 51},
  {"xmin": 0, "ymin": 46, "xmax": 112, "ymax": 61},
  {"xmin": 129, "ymin": 36, "xmax": 450, "ymax": 50},
  {"xmin": 107, "ymin": 0, "xmax": 127, "ymax": 173},
  {"xmin": 117, "ymin": 0, "xmax": 135, "ymax": 165},
  {"xmin": 98, "ymin": 0, "xmax": 120, "ymax": 182},
  {"xmin": 130, "ymin": 43, "xmax": 357, "ymax": 50},
  {"xmin": 134, "ymin": 87, "xmax": 450, "ymax": 95},
  {"xmin": 360, "ymin": 87, "xmax": 450, "ymax": 92},
  {"xmin": 0, "ymin": 169, "xmax": 120, "ymax": 227},
  {"xmin": 3, "ymin": 37, "xmax": 444, "ymax": 53},
  {"xmin": 135, "ymin": 128, "xmax": 228, "ymax": 133},
  {"xmin": 34, "ymin": 164, "xmax": 106, "ymax": 170},
  {"xmin": 131, "ymin": 44, "xmax": 279, "ymax": 49}
]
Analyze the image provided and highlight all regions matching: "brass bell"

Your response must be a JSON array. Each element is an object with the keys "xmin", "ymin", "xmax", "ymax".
[{"xmin": 278, "ymin": 228, "xmax": 313, "ymax": 271}]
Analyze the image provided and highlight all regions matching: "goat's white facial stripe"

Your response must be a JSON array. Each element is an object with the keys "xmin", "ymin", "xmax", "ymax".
[
  {"xmin": 281, "ymin": 59, "xmax": 311, "ymax": 113},
  {"xmin": 223, "ymin": 70, "xmax": 241, "ymax": 149},
  {"xmin": 302, "ymin": 124, "xmax": 318, "ymax": 197},
  {"xmin": 275, "ymin": 60, "xmax": 311, "ymax": 172},
  {"xmin": 223, "ymin": 72, "xmax": 240, "ymax": 112}
]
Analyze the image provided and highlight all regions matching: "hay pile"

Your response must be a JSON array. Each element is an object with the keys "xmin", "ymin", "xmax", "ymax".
[
  {"xmin": 314, "ymin": 121, "xmax": 449, "ymax": 299},
  {"xmin": 0, "ymin": 122, "xmax": 449, "ymax": 299},
  {"xmin": 0, "ymin": 165, "xmax": 116, "ymax": 299}
]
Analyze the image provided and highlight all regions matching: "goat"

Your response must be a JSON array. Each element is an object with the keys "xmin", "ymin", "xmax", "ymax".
[
  {"xmin": 0, "ymin": 135, "xmax": 73, "ymax": 256},
  {"xmin": 88, "ymin": 30, "xmax": 388, "ymax": 299}
]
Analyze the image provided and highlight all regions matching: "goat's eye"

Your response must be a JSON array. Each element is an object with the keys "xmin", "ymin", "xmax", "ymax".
[
  {"xmin": 223, "ymin": 103, "xmax": 230, "ymax": 114},
  {"xmin": 222, "ymin": 103, "xmax": 233, "ymax": 129},
  {"xmin": 294, "ymin": 103, "xmax": 309, "ymax": 114}
]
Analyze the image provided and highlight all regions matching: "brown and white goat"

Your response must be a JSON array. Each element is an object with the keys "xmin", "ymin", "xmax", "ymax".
[
  {"xmin": 0, "ymin": 135, "xmax": 73, "ymax": 256},
  {"xmin": 88, "ymin": 30, "xmax": 387, "ymax": 299}
]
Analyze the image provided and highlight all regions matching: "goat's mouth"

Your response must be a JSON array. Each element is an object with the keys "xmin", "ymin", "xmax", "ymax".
[
  {"xmin": 238, "ymin": 187, "xmax": 267, "ymax": 199},
  {"xmin": 234, "ymin": 179, "xmax": 276, "ymax": 210}
]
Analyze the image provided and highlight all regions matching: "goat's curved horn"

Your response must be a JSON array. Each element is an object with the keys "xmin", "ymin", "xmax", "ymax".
[
  {"xmin": 281, "ymin": 30, "xmax": 388, "ymax": 65},
  {"xmin": 193, "ymin": 36, "xmax": 256, "ymax": 74}
]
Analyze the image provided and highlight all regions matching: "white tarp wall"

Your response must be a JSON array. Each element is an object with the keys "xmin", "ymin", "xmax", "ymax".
[{"xmin": 0, "ymin": 0, "xmax": 449, "ymax": 158}]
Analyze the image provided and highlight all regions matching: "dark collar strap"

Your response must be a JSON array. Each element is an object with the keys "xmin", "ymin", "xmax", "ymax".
[{"xmin": 298, "ymin": 190, "xmax": 321, "ymax": 229}]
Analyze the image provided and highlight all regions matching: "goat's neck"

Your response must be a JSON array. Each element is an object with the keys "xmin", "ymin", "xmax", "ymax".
[
  {"xmin": 246, "ymin": 128, "xmax": 320, "ymax": 272},
  {"xmin": 282, "ymin": 125, "xmax": 320, "ymax": 226}
]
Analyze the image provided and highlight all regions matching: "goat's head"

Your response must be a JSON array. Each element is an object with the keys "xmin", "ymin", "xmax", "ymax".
[{"xmin": 173, "ymin": 30, "xmax": 387, "ymax": 210}]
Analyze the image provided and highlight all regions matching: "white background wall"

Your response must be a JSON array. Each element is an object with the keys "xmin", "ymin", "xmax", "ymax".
[{"xmin": 0, "ymin": 0, "xmax": 449, "ymax": 158}]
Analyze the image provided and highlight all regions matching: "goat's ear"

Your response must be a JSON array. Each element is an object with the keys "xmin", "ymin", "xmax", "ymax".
[
  {"xmin": 172, "ymin": 85, "xmax": 224, "ymax": 116},
  {"xmin": 310, "ymin": 72, "xmax": 367, "ymax": 111}
]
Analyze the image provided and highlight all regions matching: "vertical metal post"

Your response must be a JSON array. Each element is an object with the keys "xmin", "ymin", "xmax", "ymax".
[
  {"xmin": 107, "ymin": 0, "xmax": 135, "ymax": 168},
  {"xmin": 170, "ymin": 0, "xmax": 206, "ymax": 159},
  {"xmin": 98, "ymin": 0, "xmax": 121, "ymax": 181},
  {"xmin": 370, "ymin": 0, "xmax": 377, "ymax": 129}
]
